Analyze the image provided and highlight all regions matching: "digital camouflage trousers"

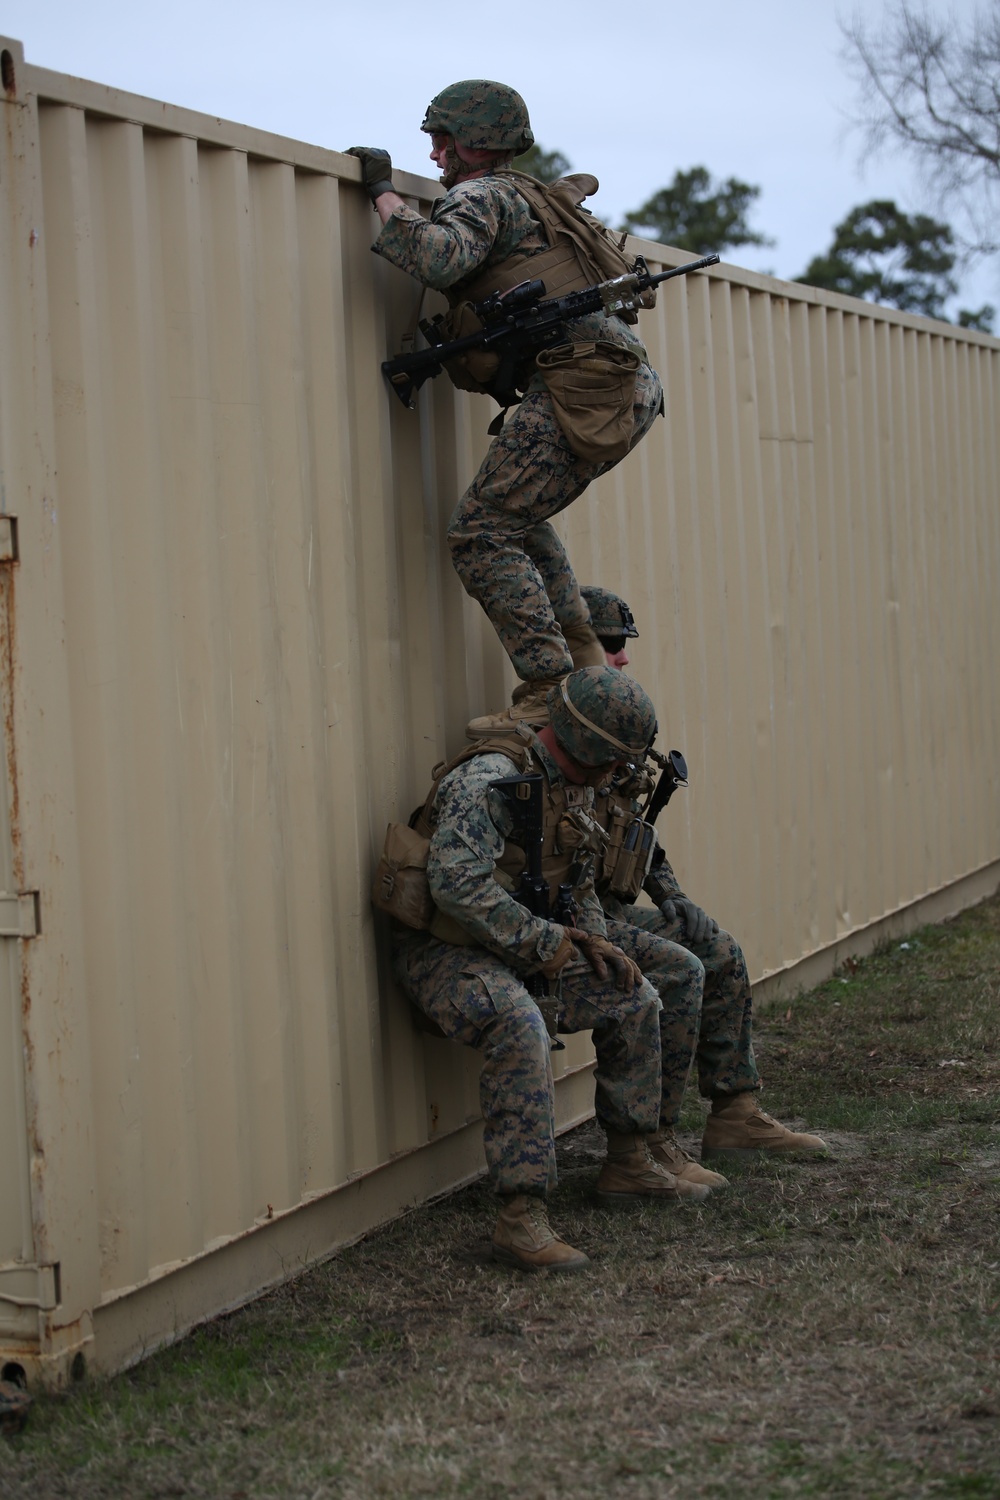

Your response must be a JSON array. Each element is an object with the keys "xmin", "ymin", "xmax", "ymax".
[
  {"xmin": 605, "ymin": 904, "xmax": 761, "ymax": 1127},
  {"xmin": 447, "ymin": 364, "xmax": 663, "ymax": 683},
  {"xmin": 392, "ymin": 929, "xmax": 662, "ymax": 1197}
]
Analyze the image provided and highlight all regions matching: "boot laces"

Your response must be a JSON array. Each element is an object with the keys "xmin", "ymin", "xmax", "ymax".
[
  {"xmin": 659, "ymin": 1130, "xmax": 695, "ymax": 1166},
  {"xmin": 526, "ymin": 1198, "xmax": 552, "ymax": 1237}
]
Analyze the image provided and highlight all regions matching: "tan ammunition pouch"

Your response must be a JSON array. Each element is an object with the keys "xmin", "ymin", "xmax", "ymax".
[
  {"xmin": 370, "ymin": 822, "xmax": 435, "ymax": 930},
  {"xmin": 436, "ymin": 301, "xmax": 501, "ymax": 395},
  {"xmin": 606, "ymin": 819, "xmax": 657, "ymax": 902},
  {"xmin": 595, "ymin": 788, "xmax": 658, "ymax": 902},
  {"xmin": 536, "ymin": 341, "xmax": 640, "ymax": 464}
]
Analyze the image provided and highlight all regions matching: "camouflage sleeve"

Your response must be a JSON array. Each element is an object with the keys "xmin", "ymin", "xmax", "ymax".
[
  {"xmin": 427, "ymin": 753, "xmax": 566, "ymax": 968},
  {"xmin": 572, "ymin": 880, "xmax": 608, "ymax": 940},
  {"xmin": 374, "ymin": 178, "xmax": 537, "ymax": 291},
  {"xmin": 643, "ymin": 851, "xmax": 685, "ymax": 905}
]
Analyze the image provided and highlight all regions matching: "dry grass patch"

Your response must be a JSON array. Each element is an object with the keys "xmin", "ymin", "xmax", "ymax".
[{"xmin": 3, "ymin": 894, "xmax": 999, "ymax": 1499}]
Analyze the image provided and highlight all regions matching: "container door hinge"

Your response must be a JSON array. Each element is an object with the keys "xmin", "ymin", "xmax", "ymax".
[{"xmin": 0, "ymin": 891, "xmax": 39, "ymax": 937}]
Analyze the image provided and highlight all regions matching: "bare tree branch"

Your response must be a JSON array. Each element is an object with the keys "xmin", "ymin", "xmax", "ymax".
[{"xmin": 841, "ymin": 1, "xmax": 1000, "ymax": 256}]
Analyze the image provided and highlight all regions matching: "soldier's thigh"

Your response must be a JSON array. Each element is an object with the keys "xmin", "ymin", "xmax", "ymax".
[
  {"xmin": 398, "ymin": 941, "xmax": 544, "ymax": 1048},
  {"xmin": 604, "ymin": 916, "xmax": 692, "ymax": 977},
  {"xmin": 456, "ymin": 392, "xmax": 600, "ymax": 529}
]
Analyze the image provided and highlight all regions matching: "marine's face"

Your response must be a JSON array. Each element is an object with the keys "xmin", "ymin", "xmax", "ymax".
[
  {"xmin": 604, "ymin": 643, "xmax": 630, "ymax": 669},
  {"xmin": 428, "ymin": 133, "xmax": 452, "ymax": 173},
  {"xmin": 429, "ymin": 132, "xmax": 502, "ymax": 187}
]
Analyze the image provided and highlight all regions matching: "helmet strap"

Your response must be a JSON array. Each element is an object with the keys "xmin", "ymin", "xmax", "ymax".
[{"xmin": 559, "ymin": 679, "xmax": 637, "ymax": 757}]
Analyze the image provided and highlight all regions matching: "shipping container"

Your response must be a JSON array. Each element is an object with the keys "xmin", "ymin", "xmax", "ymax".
[{"xmin": 1, "ymin": 37, "xmax": 997, "ymax": 1384}]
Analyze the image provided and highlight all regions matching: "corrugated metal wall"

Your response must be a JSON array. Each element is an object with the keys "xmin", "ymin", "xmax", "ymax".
[{"xmin": 1, "ymin": 39, "xmax": 998, "ymax": 1379}]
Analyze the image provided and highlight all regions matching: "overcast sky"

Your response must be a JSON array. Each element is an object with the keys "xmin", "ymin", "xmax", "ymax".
[{"xmin": 5, "ymin": 0, "xmax": 997, "ymax": 317}]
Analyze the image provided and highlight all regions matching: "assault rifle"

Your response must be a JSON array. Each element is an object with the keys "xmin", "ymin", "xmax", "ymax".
[
  {"xmin": 642, "ymin": 748, "xmax": 688, "ymax": 909},
  {"xmin": 489, "ymin": 772, "xmax": 569, "ymax": 1049},
  {"xmin": 383, "ymin": 252, "xmax": 720, "ymax": 409},
  {"xmin": 642, "ymin": 747, "xmax": 688, "ymax": 827}
]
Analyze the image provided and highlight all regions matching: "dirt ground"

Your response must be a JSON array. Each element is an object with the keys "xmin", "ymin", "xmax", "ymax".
[{"xmin": 2, "ymin": 893, "xmax": 999, "ymax": 1499}]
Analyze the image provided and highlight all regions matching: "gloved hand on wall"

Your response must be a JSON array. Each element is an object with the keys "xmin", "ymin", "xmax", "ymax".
[{"xmin": 345, "ymin": 147, "xmax": 395, "ymax": 204}]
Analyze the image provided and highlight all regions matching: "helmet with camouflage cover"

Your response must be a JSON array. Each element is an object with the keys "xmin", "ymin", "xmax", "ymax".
[
  {"xmin": 581, "ymin": 586, "xmax": 639, "ymax": 642},
  {"xmin": 547, "ymin": 667, "xmax": 656, "ymax": 769},
  {"xmin": 421, "ymin": 80, "xmax": 534, "ymax": 153}
]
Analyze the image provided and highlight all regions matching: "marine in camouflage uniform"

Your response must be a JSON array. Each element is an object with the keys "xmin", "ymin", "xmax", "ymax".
[
  {"xmin": 390, "ymin": 668, "xmax": 711, "ymax": 1273},
  {"xmin": 348, "ymin": 83, "xmax": 663, "ymax": 712},
  {"xmin": 583, "ymin": 586, "xmax": 828, "ymax": 1178}
]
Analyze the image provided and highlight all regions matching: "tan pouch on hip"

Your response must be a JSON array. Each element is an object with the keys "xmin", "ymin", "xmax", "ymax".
[
  {"xmin": 536, "ymin": 340, "xmax": 640, "ymax": 463},
  {"xmin": 371, "ymin": 822, "xmax": 434, "ymax": 930},
  {"xmin": 438, "ymin": 302, "xmax": 500, "ymax": 393}
]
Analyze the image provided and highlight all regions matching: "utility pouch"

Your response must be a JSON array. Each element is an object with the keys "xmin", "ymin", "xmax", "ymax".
[
  {"xmin": 536, "ymin": 340, "xmax": 640, "ymax": 463},
  {"xmin": 371, "ymin": 822, "xmax": 434, "ymax": 930},
  {"xmin": 436, "ymin": 302, "xmax": 499, "ymax": 393},
  {"xmin": 602, "ymin": 814, "xmax": 658, "ymax": 903}
]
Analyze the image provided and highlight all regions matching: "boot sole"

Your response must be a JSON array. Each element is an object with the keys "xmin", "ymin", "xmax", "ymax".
[
  {"xmin": 702, "ymin": 1144, "xmax": 830, "ymax": 1161},
  {"xmin": 491, "ymin": 1244, "xmax": 591, "ymax": 1273}
]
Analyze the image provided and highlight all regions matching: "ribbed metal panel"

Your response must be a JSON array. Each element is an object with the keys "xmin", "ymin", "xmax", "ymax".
[
  {"xmin": 1, "ymin": 40, "xmax": 998, "ymax": 1377},
  {"xmin": 564, "ymin": 262, "xmax": 1000, "ymax": 981}
]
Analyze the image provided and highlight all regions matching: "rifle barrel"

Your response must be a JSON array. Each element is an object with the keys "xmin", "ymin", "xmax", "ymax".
[{"xmin": 647, "ymin": 253, "xmax": 720, "ymax": 287}]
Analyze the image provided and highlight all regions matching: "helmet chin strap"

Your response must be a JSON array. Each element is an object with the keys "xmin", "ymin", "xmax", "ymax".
[
  {"xmin": 440, "ymin": 142, "xmax": 514, "ymax": 189},
  {"xmin": 439, "ymin": 144, "xmax": 470, "ymax": 189}
]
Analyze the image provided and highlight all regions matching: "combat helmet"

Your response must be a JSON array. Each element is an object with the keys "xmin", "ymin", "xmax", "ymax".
[
  {"xmin": 547, "ymin": 667, "xmax": 656, "ymax": 769},
  {"xmin": 421, "ymin": 80, "xmax": 534, "ymax": 153},
  {"xmin": 581, "ymin": 586, "xmax": 639, "ymax": 643}
]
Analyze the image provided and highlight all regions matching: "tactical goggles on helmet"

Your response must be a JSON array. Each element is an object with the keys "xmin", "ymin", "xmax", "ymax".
[
  {"xmin": 581, "ymin": 587, "xmax": 639, "ymax": 646},
  {"xmin": 596, "ymin": 603, "xmax": 638, "ymax": 657}
]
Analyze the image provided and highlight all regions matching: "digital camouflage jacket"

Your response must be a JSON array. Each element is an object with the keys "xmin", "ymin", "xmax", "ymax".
[
  {"xmin": 374, "ymin": 173, "xmax": 648, "ymax": 365},
  {"xmin": 425, "ymin": 734, "xmax": 608, "ymax": 972}
]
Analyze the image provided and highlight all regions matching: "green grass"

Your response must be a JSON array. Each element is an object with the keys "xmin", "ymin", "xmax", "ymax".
[{"xmin": 2, "ymin": 892, "xmax": 999, "ymax": 1499}]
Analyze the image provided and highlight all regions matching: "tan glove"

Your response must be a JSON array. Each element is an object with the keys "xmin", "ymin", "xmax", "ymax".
[
  {"xmin": 562, "ymin": 928, "xmax": 643, "ymax": 990},
  {"xmin": 539, "ymin": 932, "xmax": 577, "ymax": 981}
]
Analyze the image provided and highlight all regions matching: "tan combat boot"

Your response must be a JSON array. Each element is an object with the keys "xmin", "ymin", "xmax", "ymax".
[
  {"xmin": 563, "ymin": 622, "xmax": 606, "ymax": 669},
  {"xmin": 596, "ymin": 1133, "xmax": 711, "ymax": 1204},
  {"xmin": 491, "ymin": 1194, "xmax": 591, "ymax": 1272},
  {"xmin": 466, "ymin": 675, "xmax": 564, "ymax": 739},
  {"xmin": 702, "ymin": 1093, "xmax": 829, "ymax": 1161},
  {"xmin": 648, "ymin": 1126, "xmax": 729, "ymax": 1190}
]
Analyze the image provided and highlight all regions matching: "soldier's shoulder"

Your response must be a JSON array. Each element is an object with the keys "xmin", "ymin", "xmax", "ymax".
[{"xmin": 441, "ymin": 747, "xmax": 526, "ymax": 786}]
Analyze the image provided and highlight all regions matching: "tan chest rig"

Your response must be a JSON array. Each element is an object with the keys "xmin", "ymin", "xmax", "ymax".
[
  {"xmin": 433, "ymin": 170, "xmax": 655, "ymax": 398},
  {"xmin": 592, "ymin": 770, "xmax": 659, "ymax": 904},
  {"xmin": 371, "ymin": 725, "xmax": 606, "ymax": 946}
]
